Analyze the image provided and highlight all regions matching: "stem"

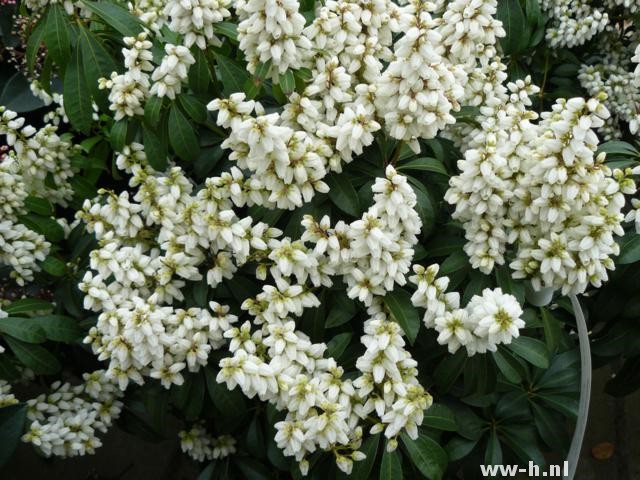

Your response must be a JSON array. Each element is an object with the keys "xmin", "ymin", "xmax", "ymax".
[
  {"xmin": 388, "ymin": 141, "xmax": 404, "ymax": 167},
  {"xmin": 538, "ymin": 50, "xmax": 551, "ymax": 113},
  {"xmin": 566, "ymin": 294, "xmax": 591, "ymax": 480}
]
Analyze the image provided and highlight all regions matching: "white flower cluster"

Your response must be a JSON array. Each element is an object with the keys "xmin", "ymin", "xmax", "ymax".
[
  {"xmin": 100, "ymin": 33, "xmax": 154, "ymax": 121},
  {"xmin": 410, "ymin": 264, "xmax": 525, "ymax": 355},
  {"xmin": 208, "ymin": 93, "xmax": 333, "ymax": 210},
  {"xmin": 237, "ymin": 0, "xmax": 310, "ymax": 78},
  {"xmin": 179, "ymin": 424, "xmax": 236, "ymax": 461},
  {"xmin": 83, "ymin": 300, "xmax": 237, "ymax": 389},
  {"xmin": 541, "ymin": 0, "xmax": 609, "ymax": 48},
  {"xmin": 164, "ymin": 0, "xmax": 232, "ymax": 49},
  {"xmin": 0, "ymin": 379, "xmax": 18, "ymax": 406},
  {"xmin": 21, "ymin": 370, "xmax": 123, "ymax": 458},
  {"xmin": 0, "ymin": 107, "xmax": 78, "ymax": 284},
  {"xmin": 447, "ymin": 69, "xmax": 631, "ymax": 294}
]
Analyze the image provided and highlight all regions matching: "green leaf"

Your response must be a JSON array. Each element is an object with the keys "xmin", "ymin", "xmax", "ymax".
[
  {"xmin": 507, "ymin": 336, "xmax": 550, "ymax": 369},
  {"xmin": 407, "ymin": 178, "xmax": 436, "ymax": 235},
  {"xmin": 423, "ymin": 404, "xmax": 457, "ymax": 431},
  {"xmin": 540, "ymin": 308, "xmax": 562, "ymax": 353},
  {"xmin": 35, "ymin": 315, "xmax": 81, "ymax": 342},
  {"xmin": 78, "ymin": 26, "xmax": 118, "ymax": 96},
  {"xmin": 189, "ymin": 49, "xmax": 211, "ymax": 94},
  {"xmin": 26, "ymin": 20, "xmax": 45, "ymax": 74},
  {"xmin": 143, "ymin": 126, "xmax": 168, "ymax": 171},
  {"xmin": 484, "ymin": 429, "xmax": 502, "ymax": 465},
  {"xmin": 325, "ymin": 293, "xmax": 357, "ymax": 328},
  {"xmin": 5, "ymin": 337, "xmax": 61, "ymax": 374},
  {"xmin": 440, "ymin": 250, "xmax": 469, "ymax": 275},
  {"xmin": 496, "ymin": 0, "xmax": 527, "ymax": 54},
  {"xmin": 531, "ymin": 402, "xmax": 569, "ymax": 451},
  {"xmin": 618, "ymin": 234, "xmax": 640, "ymax": 264},
  {"xmin": 325, "ymin": 173, "xmax": 360, "ymax": 217},
  {"xmin": 491, "ymin": 348, "xmax": 523, "ymax": 384},
  {"xmin": 212, "ymin": 22, "xmax": 238, "ymax": 42},
  {"xmin": 0, "ymin": 404, "xmax": 27, "ymax": 467},
  {"xmin": 495, "ymin": 265, "xmax": 525, "ymax": 304},
  {"xmin": 234, "ymin": 458, "xmax": 271, "ymax": 480},
  {"xmin": 110, "ymin": 119, "xmax": 128, "ymax": 151},
  {"xmin": 24, "ymin": 196, "xmax": 54, "ymax": 216},
  {"xmin": 345, "ymin": 434, "xmax": 379, "ymax": 480},
  {"xmin": 384, "ymin": 288, "xmax": 420, "ymax": 344},
  {"xmin": 326, "ymin": 332, "xmax": 352, "ymax": 360},
  {"xmin": 40, "ymin": 256, "xmax": 67, "ymax": 276},
  {"xmin": 215, "ymin": 54, "xmax": 250, "ymax": 96},
  {"xmin": 0, "ymin": 317, "xmax": 45, "ymax": 343},
  {"xmin": 18, "ymin": 214, "xmax": 65, "ymax": 242},
  {"xmin": 500, "ymin": 425, "xmax": 545, "ymax": 466},
  {"xmin": 4, "ymin": 298, "xmax": 53, "ymax": 315},
  {"xmin": 81, "ymin": 1, "xmax": 144, "ymax": 36},
  {"xmin": 178, "ymin": 94, "xmax": 207, "ymax": 123},
  {"xmin": 247, "ymin": 415, "xmax": 266, "ymax": 459},
  {"xmin": 401, "ymin": 432, "xmax": 448, "ymax": 480},
  {"xmin": 255, "ymin": 61, "xmax": 272, "ymax": 80},
  {"xmin": 598, "ymin": 140, "xmax": 639, "ymax": 158},
  {"xmin": 380, "ymin": 448, "xmax": 403, "ymax": 480},
  {"xmin": 397, "ymin": 157, "xmax": 448, "ymax": 176},
  {"xmin": 44, "ymin": 5, "xmax": 71, "ymax": 68},
  {"xmin": 445, "ymin": 436, "xmax": 478, "ymax": 461},
  {"xmin": 64, "ymin": 46, "xmax": 93, "ymax": 134},
  {"xmin": 169, "ymin": 104, "xmax": 200, "ymax": 161},
  {"xmin": 433, "ymin": 349, "xmax": 466, "ymax": 393},
  {"xmin": 144, "ymin": 96, "xmax": 164, "ymax": 127},
  {"xmin": 279, "ymin": 70, "xmax": 295, "ymax": 95},
  {"xmin": 0, "ymin": 73, "xmax": 45, "ymax": 113}
]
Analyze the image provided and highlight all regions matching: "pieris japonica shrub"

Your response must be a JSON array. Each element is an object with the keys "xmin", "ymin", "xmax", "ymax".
[{"xmin": 0, "ymin": 0, "xmax": 639, "ymax": 478}]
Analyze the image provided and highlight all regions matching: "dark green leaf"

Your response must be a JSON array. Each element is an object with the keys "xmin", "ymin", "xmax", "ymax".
[
  {"xmin": 144, "ymin": 95, "xmax": 164, "ymax": 127},
  {"xmin": 110, "ymin": 119, "xmax": 128, "ymax": 151},
  {"xmin": 4, "ymin": 299, "xmax": 53, "ymax": 315},
  {"xmin": 484, "ymin": 430, "xmax": 502, "ymax": 467},
  {"xmin": 496, "ymin": 0, "xmax": 527, "ymax": 54},
  {"xmin": 35, "ymin": 315, "xmax": 81, "ymax": 342},
  {"xmin": 5, "ymin": 337, "xmax": 61, "ymax": 374},
  {"xmin": 325, "ymin": 173, "xmax": 360, "ymax": 217},
  {"xmin": 24, "ymin": 196, "xmax": 53, "ymax": 216},
  {"xmin": 507, "ymin": 336, "xmax": 550, "ymax": 368},
  {"xmin": 0, "ymin": 74, "xmax": 44, "ymax": 113},
  {"xmin": 445, "ymin": 436, "xmax": 478, "ymax": 461},
  {"xmin": 398, "ymin": 157, "xmax": 448, "ymax": 176},
  {"xmin": 44, "ymin": 5, "xmax": 71, "ymax": 68},
  {"xmin": 143, "ymin": 126, "xmax": 168, "ymax": 171},
  {"xmin": 423, "ymin": 404, "xmax": 456, "ymax": 431},
  {"xmin": 326, "ymin": 332, "xmax": 352, "ymax": 360},
  {"xmin": 212, "ymin": 22, "xmax": 238, "ymax": 42},
  {"xmin": 380, "ymin": 448, "xmax": 402, "ymax": 480},
  {"xmin": 433, "ymin": 349, "xmax": 466, "ymax": 393},
  {"xmin": 178, "ymin": 94, "xmax": 207, "ymax": 123},
  {"xmin": 246, "ymin": 415, "xmax": 266, "ymax": 459},
  {"xmin": 216, "ymin": 54, "xmax": 250, "ymax": 96},
  {"xmin": 189, "ymin": 48, "xmax": 211, "ymax": 94},
  {"xmin": 440, "ymin": 250, "xmax": 468, "ymax": 275},
  {"xmin": 64, "ymin": 46, "xmax": 93, "ymax": 134},
  {"xmin": 40, "ymin": 256, "xmax": 67, "ymax": 276},
  {"xmin": 0, "ymin": 317, "xmax": 45, "ymax": 343},
  {"xmin": 0, "ymin": 404, "xmax": 27, "ymax": 467},
  {"xmin": 78, "ymin": 26, "xmax": 118, "ymax": 96},
  {"xmin": 491, "ymin": 348, "xmax": 523, "ymax": 384},
  {"xmin": 18, "ymin": 214, "xmax": 65, "ymax": 243},
  {"xmin": 401, "ymin": 432, "xmax": 448, "ymax": 480},
  {"xmin": 325, "ymin": 293, "xmax": 357, "ymax": 328},
  {"xmin": 345, "ymin": 434, "xmax": 379, "ymax": 480},
  {"xmin": 81, "ymin": 1, "xmax": 144, "ymax": 36},
  {"xmin": 26, "ymin": 21, "xmax": 45, "ymax": 74},
  {"xmin": 169, "ymin": 104, "xmax": 200, "ymax": 161},
  {"xmin": 540, "ymin": 308, "xmax": 562, "ymax": 353},
  {"xmin": 618, "ymin": 234, "xmax": 640, "ymax": 264},
  {"xmin": 384, "ymin": 288, "xmax": 420, "ymax": 344},
  {"xmin": 279, "ymin": 70, "xmax": 295, "ymax": 94}
]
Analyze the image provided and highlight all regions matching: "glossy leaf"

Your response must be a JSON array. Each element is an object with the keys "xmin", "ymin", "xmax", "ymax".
[{"xmin": 384, "ymin": 288, "xmax": 420, "ymax": 344}]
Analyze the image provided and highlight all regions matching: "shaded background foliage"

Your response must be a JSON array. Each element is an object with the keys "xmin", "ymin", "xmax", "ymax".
[{"xmin": 0, "ymin": 0, "xmax": 638, "ymax": 479}]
